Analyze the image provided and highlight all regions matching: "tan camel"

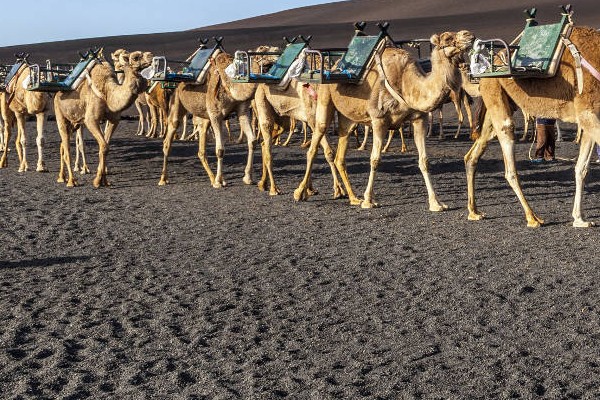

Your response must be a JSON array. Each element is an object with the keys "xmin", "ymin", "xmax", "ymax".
[
  {"xmin": 294, "ymin": 30, "xmax": 475, "ymax": 209},
  {"xmin": 54, "ymin": 50, "xmax": 150, "ymax": 187},
  {"xmin": 0, "ymin": 56, "xmax": 51, "ymax": 172},
  {"xmin": 253, "ymin": 79, "xmax": 344, "ymax": 197},
  {"xmin": 158, "ymin": 50, "xmax": 258, "ymax": 187},
  {"xmin": 144, "ymin": 82, "xmax": 169, "ymax": 138},
  {"xmin": 465, "ymin": 23, "xmax": 600, "ymax": 227}
]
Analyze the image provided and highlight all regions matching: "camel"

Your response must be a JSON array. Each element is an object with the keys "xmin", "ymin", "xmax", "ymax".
[
  {"xmin": 145, "ymin": 82, "xmax": 170, "ymax": 138},
  {"xmin": 464, "ymin": 12, "xmax": 600, "ymax": 227},
  {"xmin": 0, "ymin": 55, "xmax": 51, "ymax": 172},
  {"xmin": 53, "ymin": 49, "xmax": 150, "ymax": 187},
  {"xmin": 253, "ymin": 78, "xmax": 344, "ymax": 197},
  {"xmin": 158, "ymin": 48, "xmax": 258, "ymax": 187},
  {"xmin": 294, "ymin": 28, "xmax": 475, "ymax": 209}
]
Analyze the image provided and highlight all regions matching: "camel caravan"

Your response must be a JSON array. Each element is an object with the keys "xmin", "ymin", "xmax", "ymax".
[{"xmin": 1, "ymin": 5, "xmax": 600, "ymax": 228}]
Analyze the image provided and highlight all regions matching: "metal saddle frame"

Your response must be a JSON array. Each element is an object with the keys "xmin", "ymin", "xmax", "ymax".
[
  {"xmin": 27, "ymin": 48, "xmax": 103, "ymax": 92},
  {"xmin": 298, "ymin": 21, "xmax": 391, "ymax": 85},
  {"xmin": 232, "ymin": 35, "xmax": 312, "ymax": 84},
  {"xmin": 470, "ymin": 5, "xmax": 574, "ymax": 80},
  {"xmin": 150, "ymin": 37, "xmax": 224, "ymax": 85}
]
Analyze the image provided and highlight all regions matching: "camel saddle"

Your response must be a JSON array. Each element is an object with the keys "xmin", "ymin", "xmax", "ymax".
[
  {"xmin": 1, "ymin": 60, "xmax": 27, "ymax": 93},
  {"xmin": 470, "ymin": 6, "xmax": 573, "ymax": 79},
  {"xmin": 298, "ymin": 22, "xmax": 390, "ymax": 85},
  {"xmin": 231, "ymin": 36, "xmax": 311, "ymax": 84},
  {"xmin": 27, "ymin": 49, "xmax": 100, "ymax": 92},
  {"xmin": 150, "ymin": 38, "xmax": 222, "ymax": 85}
]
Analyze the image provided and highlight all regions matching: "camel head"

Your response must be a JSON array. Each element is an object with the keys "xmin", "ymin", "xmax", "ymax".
[
  {"xmin": 111, "ymin": 48, "xmax": 128, "ymax": 71},
  {"xmin": 142, "ymin": 51, "xmax": 154, "ymax": 67},
  {"xmin": 430, "ymin": 30, "xmax": 474, "ymax": 66},
  {"xmin": 251, "ymin": 45, "xmax": 280, "ymax": 73},
  {"xmin": 125, "ymin": 51, "xmax": 150, "ymax": 71}
]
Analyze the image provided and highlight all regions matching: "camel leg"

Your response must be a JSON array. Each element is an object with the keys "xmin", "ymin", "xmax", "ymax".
[
  {"xmin": 300, "ymin": 121, "xmax": 310, "ymax": 148},
  {"xmin": 257, "ymin": 117, "xmax": 281, "ymax": 195},
  {"xmin": 382, "ymin": 129, "xmax": 394, "ymax": 153},
  {"xmin": 520, "ymin": 111, "xmax": 531, "ymax": 142},
  {"xmin": 452, "ymin": 98, "xmax": 464, "ymax": 139},
  {"xmin": 357, "ymin": 125, "xmax": 370, "ymax": 151},
  {"xmin": 437, "ymin": 109, "xmax": 445, "ymax": 140},
  {"xmin": 85, "ymin": 119, "xmax": 109, "ymax": 188},
  {"xmin": 196, "ymin": 118, "xmax": 216, "ymax": 186},
  {"xmin": 75, "ymin": 127, "xmax": 90, "ymax": 174},
  {"xmin": 400, "ymin": 126, "xmax": 408, "ymax": 153},
  {"xmin": 457, "ymin": 95, "xmax": 473, "ymax": 139},
  {"xmin": 361, "ymin": 119, "xmax": 387, "ymax": 208},
  {"xmin": 426, "ymin": 111, "xmax": 434, "ymax": 138},
  {"xmin": 146, "ymin": 105, "xmax": 158, "ymax": 138},
  {"xmin": 321, "ymin": 132, "xmax": 346, "ymax": 199},
  {"xmin": 14, "ymin": 114, "xmax": 28, "ymax": 172},
  {"xmin": 412, "ymin": 116, "xmax": 447, "ymax": 212},
  {"xmin": 0, "ymin": 118, "xmax": 13, "ymax": 168},
  {"xmin": 572, "ymin": 126, "xmax": 597, "ymax": 227},
  {"xmin": 294, "ymin": 91, "xmax": 333, "ymax": 201},
  {"xmin": 497, "ymin": 128, "xmax": 544, "ymax": 227},
  {"xmin": 33, "ymin": 112, "xmax": 47, "ymax": 172},
  {"xmin": 282, "ymin": 117, "xmax": 295, "ymax": 147},
  {"xmin": 135, "ymin": 102, "xmax": 145, "ymax": 136},
  {"xmin": 333, "ymin": 116, "xmax": 360, "ymax": 205},
  {"xmin": 159, "ymin": 106, "xmax": 184, "ymax": 186},
  {"xmin": 209, "ymin": 116, "xmax": 227, "ymax": 188},
  {"xmin": 55, "ymin": 114, "xmax": 76, "ymax": 187},
  {"xmin": 238, "ymin": 107, "xmax": 256, "ymax": 185}
]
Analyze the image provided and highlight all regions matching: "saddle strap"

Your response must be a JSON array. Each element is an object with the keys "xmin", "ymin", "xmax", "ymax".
[
  {"xmin": 374, "ymin": 53, "xmax": 407, "ymax": 105},
  {"xmin": 561, "ymin": 37, "xmax": 600, "ymax": 94}
]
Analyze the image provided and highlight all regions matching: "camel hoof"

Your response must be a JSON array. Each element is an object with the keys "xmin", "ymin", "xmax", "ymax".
[
  {"xmin": 573, "ymin": 220, "xmax": 595, "ymax": 228},
  {"xmin": 243, "ymin": 176, "xmax": 253, "ymax": 185},
  {"xmin": 269, "ymin": 187, "xmax": 281, "ymax": 196},
  {"xmin": 307, "ymin": 188, "xmax": 319, "ymax": 196},
  {"xmin": 361, "ymin": 199, "xmax": 378, "ymax": 209},
  {"xmin": 526, "ymin": 215, "xmax": 545, "ymax": 228},
  {"xmin": 212, "ymin": 182, "xmax": 224, "ymax": 189},
  {"xmin": 36, "ymin": 164, "xmax": 48, "ymax": 173},
  {"xmin": 300, "ymin": 141, "xmax": 311, "ymax": 149},
  {"xmin": 158, "ymin": 179, "xmax": 168, "ymax": 186},
  {"xmin": 430, "ymin": 202, "xmax": 448, "ymax": 212},
  {"xmin": 67, "ymin": 179, "xmax": 78, "ymax": 187},
  {"xmin": 357, "ymin": 146, "xmax": 366, "ymax": 151},
  {"xmin": 468, "ymin": 211, "xmax": 486, "ymax": 221},
  {"xmin": 349, "ymin": 197, "xmax": 362, "ymax": 206},
  {"xmin": 293, "ymin": 188, "xmax": 307, "ymax": 202},
  {"xmin": 257, "ymin": 182, "xmax": 267, "ymax": 191},
  {"xmin": 93, "ymin": 179, "xmax": 101, "ymax": 188},
  {"xmin": 57, "ymin": 176, "xmax": 65, "ymax": 183}
]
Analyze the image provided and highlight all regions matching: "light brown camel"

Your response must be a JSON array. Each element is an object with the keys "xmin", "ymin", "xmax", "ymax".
[
  {"xmin": 253, "ymin": 78, "xmax": 344, "ymax": 197},
  {"xmin": 145, "ymin": 82, "xmax": 170, "ymax": 138},
  {"xmin": 0, "ymin": 56, "xmax": 51, "ymax": 172},
  {"xmin": 294, "ymin": 30, "xmax": 475, "ymax": 209},
  {"xmin": 158, "ymin": 50, "xmax": 258, "ymax": 187},
  {"xmin": 464, "ymin": 24, "xmax": 600, "ymax": 227},
  {"xmin": 54, "ymin": 50, "xmax": 150, "ymax": 187}
]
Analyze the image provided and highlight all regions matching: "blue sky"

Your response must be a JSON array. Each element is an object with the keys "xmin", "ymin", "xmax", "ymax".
[{"xmin": 0, "ymin": 0, "xmax": 336, "ymax": 47}]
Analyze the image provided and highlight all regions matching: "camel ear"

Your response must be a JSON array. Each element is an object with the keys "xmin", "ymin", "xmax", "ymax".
[{"xmin": 430, "ymin": 34, "xmax": 440, "ymax": 47}]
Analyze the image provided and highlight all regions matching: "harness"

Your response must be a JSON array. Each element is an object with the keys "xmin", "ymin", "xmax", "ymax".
[{"xmin": 561, "ymin": 37, "xmax": 600, "ymax": 94}]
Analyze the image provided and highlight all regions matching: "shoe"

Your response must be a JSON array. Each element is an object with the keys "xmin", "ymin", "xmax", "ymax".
[
  {"xmin": 544, "ymin": 158, "xmax": 556, "ymax": 163},
  {"xmin": 530, "ymin": 158, "xmax": 544, "ymax": 164},
  {"xmin": 595, "ymin": 158, "xmax": 600, "ymax": 164}
]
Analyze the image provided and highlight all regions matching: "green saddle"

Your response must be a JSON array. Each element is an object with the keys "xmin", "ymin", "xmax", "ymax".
[
  {"xmin": 299, "ymin": 23, "xmax": 389, "ymax": 84},
  {"xmin": 233, "ymin": 41, "xmax": 308, "ymax": 84},
  {"xmin": 28, "ymin": 51, "xmax": 99, "ymax": 92},
  {"xmin": 471, "ymin": 8, "xmax": 572, "ymax": 79}
]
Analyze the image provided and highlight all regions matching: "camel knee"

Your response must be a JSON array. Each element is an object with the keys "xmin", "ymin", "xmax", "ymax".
[{"xmin": 370, "ymin": 158, "xmax": 380, "ymax": 169}]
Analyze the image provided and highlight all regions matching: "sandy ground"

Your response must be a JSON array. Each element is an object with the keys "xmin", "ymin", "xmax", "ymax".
[{"xmin": 1, "ymin": 117, "xmax": 600, "ymax": 399}]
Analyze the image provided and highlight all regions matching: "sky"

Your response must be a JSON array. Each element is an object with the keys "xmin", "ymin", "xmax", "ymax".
[{"xmin": 0, "ymin": 0, "xmax": 337, "ymax": 47}]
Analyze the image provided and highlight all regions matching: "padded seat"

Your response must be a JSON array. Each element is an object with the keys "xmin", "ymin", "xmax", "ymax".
[
  {"xmin": 151, "ymin": 44, "xmax": 221, "ymax": 84},
  {"xmin": 299, "ymin": 28, "xmax": 387, "ymax": 84},
  {"xmin": 471, "ymin": 11, "xmax": 571, "ymax": 79},
  {"xmin": 234, "ymin": 42, "xmax": 308, "ymax": 83},
  {"xmin": 28, "ymin": 55, "xmax": 96, "ymax": 92}
]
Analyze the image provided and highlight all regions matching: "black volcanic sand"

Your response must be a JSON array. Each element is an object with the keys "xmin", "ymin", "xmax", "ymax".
[{"xmin": 2, "ymin": 119, "xmax": 600, "ymax": 399}]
